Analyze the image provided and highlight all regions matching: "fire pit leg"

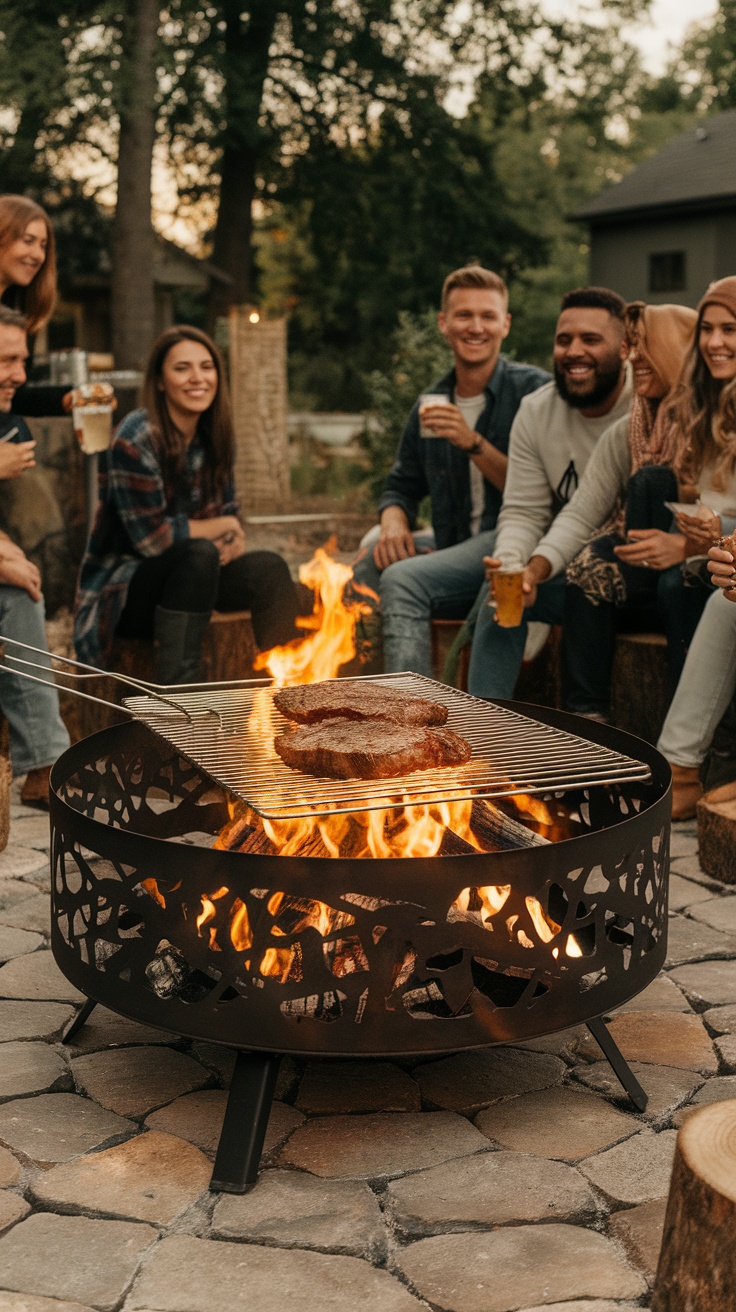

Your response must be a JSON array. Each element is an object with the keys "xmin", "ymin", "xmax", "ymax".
[
  {"xmin": 61, "ymin": 998, "xmax": 98, "ymax": 1043},
  {"xmin": 210, "ymin": 1050, "xmax": 282, "ymax": 1194},
  {"xmin": 586, "ymin": 1016, "xmax": 648, "ymax": 1111}
]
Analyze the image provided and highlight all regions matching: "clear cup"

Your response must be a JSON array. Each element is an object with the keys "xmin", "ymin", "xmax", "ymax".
[
  {"xmin": 70, "ymin": 384, "xmax": 114, "ymax": 455},
  {"xmin": 491, "ymin": 563, "xmax": 525, "ymax": 628},
  {"xmin": 418, "ymin": 393, "xmax": 452, "ymax": 437}
]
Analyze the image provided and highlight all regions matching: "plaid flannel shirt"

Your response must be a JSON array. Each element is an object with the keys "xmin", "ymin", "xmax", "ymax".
[{"xmin": 74, "ymin": 408, "xmax": 238, "ymax": 668}]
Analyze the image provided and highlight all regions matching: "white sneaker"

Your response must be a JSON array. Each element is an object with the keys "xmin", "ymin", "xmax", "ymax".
[{"xmin": 523, "ymin": 622, "xmax": 550, "ymax": 663}]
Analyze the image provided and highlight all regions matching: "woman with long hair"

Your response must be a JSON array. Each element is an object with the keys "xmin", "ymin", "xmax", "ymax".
[
  {"xmin": 654, "ymin": 276, "xmax": 736, "ymax": 817},
  {"xmin": 0, "ymin": 193, "xmax": 73, "ymax": 417},
  {"xmin": 74, "ymin": 325, "xmax": 310, "ymax": 683}
]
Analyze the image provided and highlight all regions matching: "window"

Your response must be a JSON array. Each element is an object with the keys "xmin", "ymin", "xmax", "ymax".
[{"xmin": 649, "ymin": 251, "xmax": 686, "ymax": 293}]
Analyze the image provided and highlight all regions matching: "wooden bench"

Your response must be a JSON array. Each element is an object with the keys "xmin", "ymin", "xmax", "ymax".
[{"xmin": 59, "ymin": 610, "xmax": 259, "ymax": 743}]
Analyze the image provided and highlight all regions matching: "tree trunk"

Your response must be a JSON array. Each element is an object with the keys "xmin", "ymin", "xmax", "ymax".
[
  {"xmin": 110, "ymin": 0, "xmax": 158, "ymax": 369},
  {"xmin": 652, "ymin": 1099, "xmax": 736, "ymax": 1311},
  {"xmin": 207, "ymin": 1, "xmax": 279, "ymax": 328}
]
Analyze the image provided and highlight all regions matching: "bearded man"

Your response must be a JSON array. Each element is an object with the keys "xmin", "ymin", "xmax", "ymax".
[{"xmin": 468, "ymin": 286, "xmax": 632, "ymax": 699}]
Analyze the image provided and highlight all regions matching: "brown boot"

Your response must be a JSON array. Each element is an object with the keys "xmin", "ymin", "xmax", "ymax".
[
  {"xmin": 670, "ymin": 764, "xmax": 702, "ymax": 822},
  {"xmin": 20, "ymin": 765, "xmax": 52, "ymax": 810}
]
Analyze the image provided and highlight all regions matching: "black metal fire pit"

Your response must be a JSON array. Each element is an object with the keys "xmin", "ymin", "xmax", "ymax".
[{"xmin": 50, "ymin": 703, "xmax": 670, "ymax": 1193}]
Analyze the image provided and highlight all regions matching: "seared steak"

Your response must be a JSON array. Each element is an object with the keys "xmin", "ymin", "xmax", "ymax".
[
  {"xmin": 274, "ymin": 680, "xmax": 448, "ymax": 727},
  {"xmin": 274, "ymin": 717, "xmax": 471, "ymax": 780}
]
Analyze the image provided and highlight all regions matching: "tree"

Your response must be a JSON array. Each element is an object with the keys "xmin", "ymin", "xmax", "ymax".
[{"xmin": 110, "ymin": 0, "xmax": 159, "ymax": 368}]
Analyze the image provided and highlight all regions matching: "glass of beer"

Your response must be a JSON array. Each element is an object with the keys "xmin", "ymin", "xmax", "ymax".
[
  {"xmin": 492, "ymin": 562, "xmax": 525, "ymax": 628},
  {"xmin": 418, "ymin": 393, "xmax": 452, "ymax": 437},
  {"xmin": 70, "ymin": 383, "xmax": 115, "ymax": 455}
]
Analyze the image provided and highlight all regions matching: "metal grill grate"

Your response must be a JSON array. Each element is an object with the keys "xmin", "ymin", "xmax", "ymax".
[{"xmin": 124, "ymin": 672, "xmax": 652, "ymax": 819}]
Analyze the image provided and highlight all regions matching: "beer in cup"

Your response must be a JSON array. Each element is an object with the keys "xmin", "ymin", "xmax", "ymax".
[
  {"xmin": 491, "ymin": 561, "xmax": 525, "ymax": 628},
  {"xmin": 70, "ymin": 383, "xmax": 115, "ymax": 455},
  {"xmin": 418, "ymin": 393, "xmax": 452, "ymax": 437}
]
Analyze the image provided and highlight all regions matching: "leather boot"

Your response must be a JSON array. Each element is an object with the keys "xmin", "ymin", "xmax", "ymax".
[
  {"xmin": 670, "ymin": 764, "xmax": 703, "ymax": 822},
  {"xmin": 153, "ymin": 606, "xmax": 210, "ymax": 686},
  {"xmin": 21, "ymin": 765, "xmax": 51, "ymax": 810}
]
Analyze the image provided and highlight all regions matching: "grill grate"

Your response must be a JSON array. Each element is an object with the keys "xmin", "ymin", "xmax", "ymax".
[{"xmin": 124, "ymin": 672, "xmax": 652, "ymax": 819}]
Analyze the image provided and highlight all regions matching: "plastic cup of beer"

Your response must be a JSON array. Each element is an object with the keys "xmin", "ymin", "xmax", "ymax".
[
  {"xmin": 70, "ymin": 383, "xmax": 114, "ymax": 455},
  {"xmin": 418, "ymin": 393, "xmax": 452, "ymax": 437},
  {"xmin": 492, "ymin": 562, "xmax": 525, "ymax": 628}
]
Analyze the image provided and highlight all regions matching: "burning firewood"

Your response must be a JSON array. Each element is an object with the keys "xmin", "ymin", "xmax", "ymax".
[{"xmin": 470, "ymin": 799, "xmax": 549, "ymax": 850}]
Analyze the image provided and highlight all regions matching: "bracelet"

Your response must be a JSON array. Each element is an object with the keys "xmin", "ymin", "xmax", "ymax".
[{"xmin": 467, "ymin": 436, "xmax": 484, "ymax": 456}]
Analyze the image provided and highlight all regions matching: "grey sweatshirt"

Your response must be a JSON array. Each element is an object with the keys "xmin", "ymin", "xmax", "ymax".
[{"xmin": 494, "ymin": 372, "xmax": 633, "ymax": 569}]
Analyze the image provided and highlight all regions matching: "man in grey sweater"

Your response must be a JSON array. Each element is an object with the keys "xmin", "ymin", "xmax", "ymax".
[{"xmin": 469, "ymin": 286, "xmax": 632, "ymax": 699}]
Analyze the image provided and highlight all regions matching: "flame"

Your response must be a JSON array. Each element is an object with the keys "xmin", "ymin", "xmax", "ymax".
[
  {"xmin": 254, "ymin": 540, "xmax": 375, "ymax": 689},
  {"xmin": 525, "ymin": 896, "xmax": 561, "ymax": 944},
  {"xmin": 195, "ymin": 886, "xmax": 228, "ymax": 938},
  {"xmin": 513, "ymin": 794, "xmax": 556, "ymax": 826},
  {"xmin": 230, "ymin": 898, "xmax": 252, "ymax": 951},
  {"xmin": 259, "ymin": 946, "xmax": 298, "ymax": 981},
  {"xmin": 140, "ymin": 878, "xmax": 166, "ymax": 908},
  {"xmin": 566, "ymin": 934, "xmax": 583, "ymax": 957}
]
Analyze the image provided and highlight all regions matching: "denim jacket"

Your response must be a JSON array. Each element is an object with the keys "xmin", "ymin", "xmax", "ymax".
[{"xmin": 376, "ymin": 356, "xmax": 550, "ymax": 550}]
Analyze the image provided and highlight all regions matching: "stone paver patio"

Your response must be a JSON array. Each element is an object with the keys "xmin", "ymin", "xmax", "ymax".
[{"xmin": 0, "ymin": 790, "xmax": 732, "ymax": 1311}]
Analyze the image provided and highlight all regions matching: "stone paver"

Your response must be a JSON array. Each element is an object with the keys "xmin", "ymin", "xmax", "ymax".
[
  {"xmin": 519, "ymin": 1304, "xmax": 644, "ymax": 1312},
  {"xmin": 387, "ymin": 1150, "xmax": 598, "ymax": 1234},
  {"xmin": 0, "ymin": 890, "xmax": 50, "ymax": 935},
  {"xmin": 71, "ymin": 1046, "xmax": 210, "ymax": 1118},
  {"xmin": 669, "ymin": 831, "xmax": 699, "ymax": 858},
  {"xmin": 31, "ymin": 1131, "xmax": 211, "ymax": 1225},
  {"xmin": 687, "ymin": 894, "xmax": 736, "ymax": 933},
  {"xmin": 668, "ymin": 874, "xmax": 714, "ymax": 910},
  {"xmin": 396, "ymin": 1226, "xmax": 646, "ymax": 1312},
  {"xmin": 187, "ymin": 1044, "xmax": 300, "ymax": 1099},
  {"xmin": 611, "ymin": 974, "xmax": 690, "ymax": 1013},
  {"xmin": 609, "ymin": 1197, "xmax": 667, "ymax": 1280},
  {"xmin": 475, "ymin": 1085, "xmax": 636, "ymax": 1160},
  {"xmin": 0, "ymin": 1000, "xmax": 73, "ymax": 1041},
  {"xmin": 0, "ymin": 1188, "xmax": 30, "ymax": 1232},
  {"xmin": 0, "ymin": 1296, "xmax": 97, "ymax": 1312},
  {"xmin": 212, "ymin": 1170, "xmax": 386, "ymax": 1259},
  {"xmin": 0, "ymin": 927, "xmax": 43, "ymax": 963},
  {"xmin": 5, "ymin": 816, "xmax": 53, "ymax": 851},
  {"xmin": 0, "ymin": 1145, "xmax": 21, "ymax": 1187},
  {"xmin": 0, "ymin": 1093, "xmax": 135, "ymax": 1164},
  {"xmin": 145, "ymin": 1089, "xmax": 305, "ymax": 1158},
  {"xmin": 578, "ymin": 1128, "xmax": 677, "ymax": 1205},
  {"xmin": 280, "ymin": 1112, "xmax": 487, "ymax": 1179},
  {"xmin": 665, "ymin": 914, "xmax": 736, "ymax": 965},
  {"xmin": 715, "ymin": 1034, "xmax": 736, "ymax": 1070},
  {"xmin": 0, "ymin": 846, "xmax": 48, "ymax": 879},
  {"xmin": 295, "ymin": 1060, "xmax": 420, "ymax": 1113},
  {"xmin": 416, "ymin": 1048, "xmax": 565, "ymax": 1114},
  {"xmin": 63, "ymin": 1006, "xmax": 179, "ymax": 1054},
  {"xmin": 0, "ymin": 1041, "xmax": 68, "ymax": 1102},
  {"xmin": 0, "ymin": 951, "xmax": 84, "ymax": 1003},
  {"xmin": 703, "ymin": 1002, "xmax": 736, "ymax": 1034},
  {"xmin": 0, "ymin": 1213, "xmax": 156, "ymax": 1311},
  {"xmin": 126, "ymin": 1234, "xmax": 426, "ymax": 1310},
  {"xmin": 668, "ymin": 958, "xmax": 736, "ymax": 1007},
  {"xmin": 572, "ymin": 1060, "xmax": 702, "ymax": 1122},
  {"xmin": 514, "ymin": 1025, "xmax": 587, "ymax": 1060},
  {"xmin": 599, "ymin": 1011, "xmax": 717, "ymax": 1073}
]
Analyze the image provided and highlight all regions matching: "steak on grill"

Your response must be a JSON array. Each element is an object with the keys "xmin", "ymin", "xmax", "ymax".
[
  {"xmin": 274, "ymin": 717, "xmax": 471, "ymax": 780},
  {"xmin": 274, "ymin": 680, "xmax": 448, "ymax": 727}
]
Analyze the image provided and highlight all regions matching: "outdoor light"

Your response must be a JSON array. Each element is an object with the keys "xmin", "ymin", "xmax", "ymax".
[{"xmin": 248, "ymin": 310, "xmax": 260, "ymax": 323}]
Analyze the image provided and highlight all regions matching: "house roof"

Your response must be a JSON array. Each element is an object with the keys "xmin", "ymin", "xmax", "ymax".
[
  {"xmin": 571, "ymin": 109, "xmax": 736, "ymax": 224},
  {"xmin": 68, "ymin": 236, "xmax": 231, "ymax": 292}
]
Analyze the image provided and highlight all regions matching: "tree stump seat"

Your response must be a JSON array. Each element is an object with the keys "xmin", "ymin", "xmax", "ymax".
[
  {"xmin": 60, "ymin": 610, "xmax": 259, "ymax": 743},
  {"xmin": 611, "ymin": 631, "xmax": 669, "ymax": 745},
  {"xmin": 696, "ymin": 785, "xmax": 736, "ymax": 884}
]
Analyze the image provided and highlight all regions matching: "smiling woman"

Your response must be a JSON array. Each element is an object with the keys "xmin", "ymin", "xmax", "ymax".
[{"xmin": 74, "ymin": 325, "xmax": 311, "ymax": 683}]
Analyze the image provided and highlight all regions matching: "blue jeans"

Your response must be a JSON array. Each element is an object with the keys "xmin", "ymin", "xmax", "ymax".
[
  {"xmin": 468, "ymin": 574, "xmax": 567, "ymax": 699},
  {"xmin": 351, "ymin": 525, "xmax": 437, "ymax": 600},
  {"xmin": 380, "ymin": 531, "xmax": 497, "ymax": 676},
  {"xmin": 0, "ymin": 586, "xmax": 70, "ymax": 775}
]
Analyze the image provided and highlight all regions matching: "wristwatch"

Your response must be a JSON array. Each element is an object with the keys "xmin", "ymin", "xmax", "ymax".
[{"xmin": 467, "ymin": 436, "xmax": 484, "ymax": 456}]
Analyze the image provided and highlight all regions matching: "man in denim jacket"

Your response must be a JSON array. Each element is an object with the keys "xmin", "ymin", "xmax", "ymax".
[{"xmin": 354, "ymin": 264, "xmax": 549, "ymax": 677}]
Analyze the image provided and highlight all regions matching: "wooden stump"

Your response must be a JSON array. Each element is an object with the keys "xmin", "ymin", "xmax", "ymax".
[
  {"xmin": 652, "ymin": 1099, "xmax": 736, "ymax": 1311},
  {"xmin": 59, "ymin": 611, "xmax": 259, "ymax": 743},
  {"xmin": 611, "ymin": 631, "xmax": 669, "ymax": 745},
  {"xmin": 696, "ymin": 785, "xmax": 736, "ymax": 885}
]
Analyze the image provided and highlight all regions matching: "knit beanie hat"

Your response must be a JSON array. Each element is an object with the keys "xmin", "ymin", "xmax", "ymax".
[{"xmin": 697, "ymin": 276, "xmax": 736, "ymax": 322}]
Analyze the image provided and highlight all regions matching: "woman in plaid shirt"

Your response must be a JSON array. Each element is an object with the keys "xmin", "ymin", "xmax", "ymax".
[{"xmin": 74, "ymin": 325, "xmax": 307, "ymax": 683}]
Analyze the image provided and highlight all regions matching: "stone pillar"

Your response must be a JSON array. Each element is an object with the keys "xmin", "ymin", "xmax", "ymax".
[{"xmin": 228, "ymin": 309, "xmax": 290, "ymax": 514}]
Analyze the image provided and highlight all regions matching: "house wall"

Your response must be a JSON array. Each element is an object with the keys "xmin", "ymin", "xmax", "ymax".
[{"xmin": 588, "ymin": 211, "xmax": 736, "ymax": 306}]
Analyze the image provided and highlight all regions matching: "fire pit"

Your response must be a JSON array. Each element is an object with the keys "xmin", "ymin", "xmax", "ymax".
[{"xmin": 50, "ymin": 699, "xmax": 670, "ymax": 1193}]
